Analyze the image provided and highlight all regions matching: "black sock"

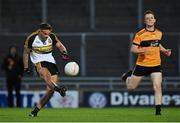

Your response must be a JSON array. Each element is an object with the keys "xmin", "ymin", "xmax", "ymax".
[
  {"xmin": 32, "ymin": 107, "xmax": 40, "ymax": 114},
  {"xmin": 54, "ymin": 86, "xmax": 60, "ymax": 92},
  {"xmin": 155, "ymin": 105, "xmax": 161, "ymax": 114}
]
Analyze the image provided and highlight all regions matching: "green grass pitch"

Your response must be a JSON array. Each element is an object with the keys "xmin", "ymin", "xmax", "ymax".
[{"xmin": 0, "ymin": 107, "xmax": 179, "ymax": 122}]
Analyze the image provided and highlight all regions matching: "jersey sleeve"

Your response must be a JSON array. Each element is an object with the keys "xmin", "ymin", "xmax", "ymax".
[
  {"xmin": 49, "ymin": 33, "xmax": 58, "ymax": 46},
  {"xmin": 24, "ymin": 34, "xmax": 35, "ymax": 49},
  {"xmin": 132, "ymin": 34, "xmax": 141, "ymax": 46}
]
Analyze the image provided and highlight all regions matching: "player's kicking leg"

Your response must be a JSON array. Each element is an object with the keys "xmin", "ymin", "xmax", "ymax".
[
  {"xmin": 151, "ymin": 72, "xmax": 162, "ymax": 115},
  {"xmin": 38, "ymin": 68, "xmax": 67, "ymax": 97},
  {"xmin": 51, "ymin": 75, "xmax": 67, "ymax": 97}
]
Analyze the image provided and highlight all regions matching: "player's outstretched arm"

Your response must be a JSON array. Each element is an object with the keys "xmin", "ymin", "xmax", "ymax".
[
  {"xmin": 159, "ymin": 44, "xmax": 171, "ymax": 56},
  {"xmin": 55, "ymin": 41, "xmax": 67, "ymax": 53},
  {"xmin": 55, "ymin": 40, "xmax": 70, "ymax": 61}
]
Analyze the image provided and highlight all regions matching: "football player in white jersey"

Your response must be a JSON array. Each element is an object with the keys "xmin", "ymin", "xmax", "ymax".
[{"xmin": 23, "ymin": 23, "xmax": 70, "ymax": 117}]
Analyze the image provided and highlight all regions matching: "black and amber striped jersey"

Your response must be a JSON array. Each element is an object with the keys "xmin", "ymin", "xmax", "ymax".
[
  {"xmin": 24, "ymin": 30, "xmax": 58, "ymax": 64},
  {"xmin": 133, "ymin": 28, "xmax": 163, "ymax": 67}
]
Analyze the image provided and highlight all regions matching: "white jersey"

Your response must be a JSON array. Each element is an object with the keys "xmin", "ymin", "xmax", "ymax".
[{"xmin": 24, "ymin": 31, "xmax": 58, "ymax": 64}]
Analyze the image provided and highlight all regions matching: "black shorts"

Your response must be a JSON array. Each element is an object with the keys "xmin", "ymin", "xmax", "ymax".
[
  {"xmin": 133, "ymin": 65, "xmax": 162, "ymax": 76},
  {"xmin": 35, "ymin": 61, "xmax": 59, "ymax": 75}
]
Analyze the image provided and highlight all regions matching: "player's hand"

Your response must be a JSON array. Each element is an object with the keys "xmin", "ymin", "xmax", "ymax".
[
  {"xmin": 163, "ymin": 49, "xmax": 171, "ymax": 56},
  {"xmin": 142, "ymin": 49, "xmax": 149, "ymax": 55},
  {"xmin": 24, "ymin": 68, "xmax": 32, "ymax": 74},
  {"xmin": 61, "ymin": 51, "xmax": 71, "ymax": 61},
  {"xmin": 139, "ymin": 48, "xmax": 149, "ymax": 55}
]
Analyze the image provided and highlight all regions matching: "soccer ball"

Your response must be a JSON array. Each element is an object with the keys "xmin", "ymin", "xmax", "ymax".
[{"xmin": 64, "ymin": 62, "xmax": 79, "ymax": 76}]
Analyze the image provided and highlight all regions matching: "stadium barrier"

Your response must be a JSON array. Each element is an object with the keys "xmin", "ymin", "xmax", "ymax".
[
  {"xmin": 0, "ymin": 77, "xmax": 180, "ymax": 108},
  {"xmin": 0, "ymin": 90, "xmax": 78, "ymax": 108},
  {"xmin": 83, "ymin": 91, "xmax": 180, "ymax": 108}
]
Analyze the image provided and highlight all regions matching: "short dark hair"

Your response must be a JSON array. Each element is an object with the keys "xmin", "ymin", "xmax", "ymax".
[
  {"xmin": 39, "ymin": 23, "xmax": 52, "ymax": 30},
  {"xmin": 144, "ymin": 10, "xmax": 155, "ymax": 17}
]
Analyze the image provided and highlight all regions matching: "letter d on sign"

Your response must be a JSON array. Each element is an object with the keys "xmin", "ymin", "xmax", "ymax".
[{"xmin": 111, "ymin": 92, "xmax": 123, "ymax": 105}]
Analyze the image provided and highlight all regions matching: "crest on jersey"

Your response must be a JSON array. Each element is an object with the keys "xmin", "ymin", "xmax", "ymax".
[{"xmin": 48, "ymin": 39, "xmax": 52, "ymax": 43}]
